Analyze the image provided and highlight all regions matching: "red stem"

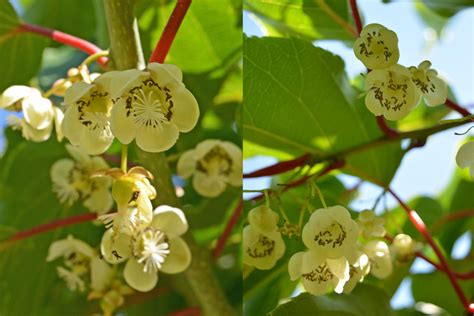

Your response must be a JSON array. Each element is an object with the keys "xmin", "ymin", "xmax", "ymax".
[
  {"xmin": 3, "ymin": 212, "xmax": 97, "ymax": 245},
  {"xmin": 149, "ymin": 0, "xmax": 192, "ymax": 64},
  {"xmin": 243, "ymin": 153, "xmax": 311, "ymax": 178},
  {"xmin": 387, "ymin": 187, "xmax": 474, "ymax": 313},
  {"xmin": 376, "ymin": 116, "xmax": 399, "ymax": 138},
  {"xmin": 212, "ymin": 199, "xmax": 243, "ymax": 259},
  {"xmin": 445, "ymin": 98, "xmax": 471, "ymax": 117},
  {"xmin": 349, "ymin": 0, "xmax": 363, "ymax": 35},
  {"xmin": 18, "ymin": 23, "xmax": 108, "ymax": 67},
  {"xmin": 250, "ymin": 160, "xmax": 345, "ymax": 202},
  {"xmin": 416, "ymin": 252, "xmax": 474, "ymax": 280},
  {"xmin": 168, "ymin": 307, "xmax": 201, "ymax": 316}
]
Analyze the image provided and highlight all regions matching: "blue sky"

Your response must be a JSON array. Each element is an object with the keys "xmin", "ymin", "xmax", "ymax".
[{"xmin": 243, "ymin": 0, "xmax": 473, "ymax": 310}]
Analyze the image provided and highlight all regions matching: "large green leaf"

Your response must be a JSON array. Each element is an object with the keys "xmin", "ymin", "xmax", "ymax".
[
  {"xmin": 422, "ymin": 0, "xmax": 474, "ymax": 17},
  {"xmin": 269, "ymin": 284, "xmax": 392, "ymax": 316},
  {"xmin": 138, "ymin": 0, "xmax": 242, "ymax": 74},
  {"xmin": 244, "ymin": 0, "xmax": 354, "ymax": 41},
  {"xmin": 243, "ymin": 36, "xmax": 403, "ymax": 185},
  {"xmin": 0, "ymin": 0, "xmax": 47, "ymax": 91}
]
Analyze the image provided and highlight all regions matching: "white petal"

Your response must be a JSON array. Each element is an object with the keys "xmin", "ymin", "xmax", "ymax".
[
  {"xmin": 1, "ymin": 85, "xmax": 35, "ymax": 108},
  {"xmin": 147, "ymin": 63, "xmax": 182, "ymax": 91},
  {"xmin": 248, "ymin": 205, "xmax": 279, "ymax": 234},
  {"xmin": 135, "ymin": 122, "xmax": 179, "ymax": 153},
  {"xmin": 84, "ymin": 187, "xmax": 113, "ymax": 215},
  {"xmin": 22, "ymin": 95, "xmax": 54, "ymax": 129},
  {"xmin": 364, "ymin": 90, "xmax": 385, "ymax": 117},
  {"xmin": 124, "ymin": 258, "xmax": 158, "ymax": 292},
  {"xmin": 62, "ymin": 106, "xmax": 83, "ymax": 146},
  {"xmin": 50, "ymin": 159, "xmax": 74, "ymax": 186},
  {"xmin": 171, "ymin": 87, "xmax": 199, "ymax": 132},
  {"xmin": 64, "ymin": 81, "xmax": 94, "ymax": 105},
  {"xmin": 47, "ymin": 235, "xmax": 95, "ymax": 261},
  {"xmin": 176, "ymin": 149, "xmax": 197, "ymax": 179},
  {"xmin": 100, "ymin": 229, "xmax": 132, "ymax": 264},
  {"xmin": 424, "ymin": 77, "xmax": 448, "ymax": 107},
  {"xmin": 108, "ymin": 69, "xmax": 147, "ymax": 99},
  {"xmin": 327, "ymin": 257, "xmax": 350, "ymax": 281},
  {"xmin": 151, "ymin": 205, "xmax": 188, "ymax": 238},
  {"xmin": 160, "ymin": 237, "xmax": 191, "ymax": 274},
  {"xmin": 192, "ymin": 173, "xmax": 227, "ymax": 198},
  {"xmin": 90, "ymin": 256, "xmax": 113, "ymax": 292},
  {"xmin": 456, "ymin": 142, "xmax": 474, "ymax": 169},
  {"xmin": 288, "ymin": 251, "xmax": 304, "ymax": 281},
  {"xmin": 110, "ymin": 98, "xmax": 136, "ymax": 145},
  {"xmin": 53, "ymin": 106, "xmax": 64, "ymax": 141},
  {"xmin": 79, "ymin": 123, "xmax": 114, "ymax": 155},
  {"xmin": 148, "ymin": 63, "xmax": 183, "ymax": 82}
]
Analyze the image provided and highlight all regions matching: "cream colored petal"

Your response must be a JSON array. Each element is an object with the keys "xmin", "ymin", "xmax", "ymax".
[
  {"xmin": 364, "ymin": 90, "xmax": 385, "ymax": 117},
  {"xmin": 65, "ymin": 143, "xmax": 90, "ymax": 165},
  {"xmin": 22, "ymin": 95, "xmax": 54, "ymax": 129},
  {"xmin": 50, "ymin": 159, "xmax": 74, "ymax": 186},
  {"xmin": 84, "ymin": 187, "xmax": 113, "ymax": 215},
  {"xmin": 62, "ymin": 106, "xmax": 83, "ymax": 146},
  {"xmin": 424, "ymin": 77, "xmax": 448, "ymax": 107},
  {"xmin": 53, "ymin": 106, "xmax": 64, "ymax": 141},
  {"xmin": 147, "ymin": 63, "xmax": 182, "ymax": 91},
  {"xmin": 242, "ymin": 226, "xmax": 284, "ymax": 270},
  {"xmin": 195, "ymin": 139, "xmax": 220, "ymax": 157},
  {"xmin": 248, "ymin": 205, "xmax": 279, "ymax": 234},
  {"xmin": 192, "ymin": 172, "xmax": 227, "ymax": 198},
  {"xmin": 107, "ymin": 69, "xmax": 147, "ymax": 99},
  {"xmin": 79, "ymin": 124, "xmax": 114, "ymax": 155},
  {"xmin": 151, "ymin": 205, "xmax": 188, "ymax": 238},
  {"xmin": 456, "ymin": 142, "xmax": 474, "ymax": 169},
  {"xmin": 46, "ymin": 235, "xmax": 94, "ymax": 261},
  {"xmin": 20, "ymin": 120, "xmax": 53, "ymax": 142},
  {"xmin": 100, "ymin": 229, "xmax": 132, "ymax": 264},
  {"xmin": 327, "ymin": 257, "xmax": 350, "ymax": 281},
  {"xmin": 160, "ymin": 237, "xmax": 191, "ymax": 274},
  {"xmin": 1, "ymin": 85, "xmax": 35, "ymax": 108},
  {"xmin": 124, "ymin": 258, "xmax": 158, "ymax": 292},
  {"xmin": 135, "ymin": 122, "xmax": 179, "ymax": 153},
  {"xmin": 176, "ymin": 149, "xmax": 197, "ymax": 179},
  {"xmin": 148, "ymin": 63, "xmax": 183, "ymax": 82},
  {"xmin": 288, "ymin": 251, "xmax": 304, "ymax": 281},
  {"xmin": 90, "ymin": 256, "xmax": 113, "ymax": 292},
  {"xmin": 171, "ymin": 87, "xmax": 199, "ymax": 132},
  {"xmin": 227, "ymin": 166, "xmax": 243, "ymax": 187},
  {"xmin": 64, "ymin": 81, "xmax": 94, "ymax": 105},
  {"xmin": 110, "ymin": 98, "xmax": 136, "ymax": 145}
]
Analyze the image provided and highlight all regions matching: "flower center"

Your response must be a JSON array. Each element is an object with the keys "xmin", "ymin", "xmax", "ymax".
[
  {"xmin": 359, "ymin": 30, "xmax": 393, "ymax": 62},
  {"xmin": 196, "ymin": 145, "xmax": 233, "ymax": 177},
  {"xmin": 411, "ymin": 70, "xmax": 436, "ymax": 94},
  {"xmin": 134, "ymin": 228, "xmax": 170, "ymax": 273},
  {"xmin": 76, "ymin": 90, "xmax": 112, "ymax": 131},
  {"xmin": 373, "ymin": 71, "xmax": 409, "ymax": 111},
  {"xmin": 126, "ymin": 78, "xmax": 173, "ymax": 128},
  {"xmin": 313, "ymin": 222, "xmax": 347, "ymax": 248},
  {"xmin": 302, "ymin": 263, "xmax": 334, "ymax": 283},
  {"xmin": 246, "ymin": 234, "xmax": 275, "ymax": 258}
]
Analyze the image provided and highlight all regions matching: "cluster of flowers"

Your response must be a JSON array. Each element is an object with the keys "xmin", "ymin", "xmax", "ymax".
[
  {"xmin": 46, "ymin": 235, "xmax": 133, "ymax": 316},
  {"xmin": 354, "ymin": 23, "xmax": 448, "ymax": 121},
  {"xmin": 0, "ymin": 57, "xmax": 241, "ymax": 314},
  {"xmin": 243, "ymin": 204, "xmax": 420, "ymax": 296}
]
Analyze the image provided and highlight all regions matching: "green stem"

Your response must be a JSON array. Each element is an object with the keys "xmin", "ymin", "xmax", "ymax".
[
  {"xmin": 121, "ymin": 144, "xmax": 128, "ymax": 173},
  {"xmin": 103, "ymin": 1, "xmax": 236, "ymax": 315}
]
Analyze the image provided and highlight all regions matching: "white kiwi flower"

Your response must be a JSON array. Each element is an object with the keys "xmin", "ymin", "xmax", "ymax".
[
  {"xmin": 109, "ymin": 63, "xmax": 199, "ymax": 153},
  {"xmin": 302, "ymin": 206, "xmax": 359, "ymax": 259},
  {"xmin": 456, "ymin": 141, "xmax": 474, "ymax": 180},
  {"xmin": 50, "ymin": 144, "xmax": 113, "ymax": 214},
  {"xmin": 354, "ymin": 23, "xmax": 399, "ymax": 70},
  {"xmin": 409, "ymin": 60, "xmax": 448, "ymax": 107},
  {"xmin": 364, "ymin": 64, "xmax": 421, "ymax": 121},
  {"xmin": 243, "ymin": 206, "xmax": 285, "ymax": 270},
  {"xmin": 357, "ymin": 209, "xmax": 386, "ymax": 239},
  {"xmin": 288, "ymin": 251, "xmax": 350, "ymax": 295},
  {"xmin": 363, "ymin": 240, "xmax": 393, "ymax": 279},
  {"xmin": 100, "ymin": 205, "xmax": 191, "ymax": 292},
  {"xmin": 177, "ymin": 139, "xmax": 242, "ymax": 197}
]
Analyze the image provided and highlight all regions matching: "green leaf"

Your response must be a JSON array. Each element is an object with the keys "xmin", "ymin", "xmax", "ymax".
[
  {"xmin": 0, "ymin": 0, "xmax": 47, "ymax": 91},
  {"xmin": 243, "ymin": 36, "xmax": 403, "ymax": 185},
  {"xmin": 269, "ymin": 284, "xmax": 392, "ymax": 316},
  {"xmin": 138, "ymin": 0, "xmax": 242, "ymax": 74},
  {"xmin": 0, "ymin": 129, "xmax": 101, "ymax": 315},
  {"xmin": 422, "ymin": 0, "xmax": 474, "ymax": 17},
  {"xmin": 244, "ymin": 0, "xmax": 354, "ymax": 41}
]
